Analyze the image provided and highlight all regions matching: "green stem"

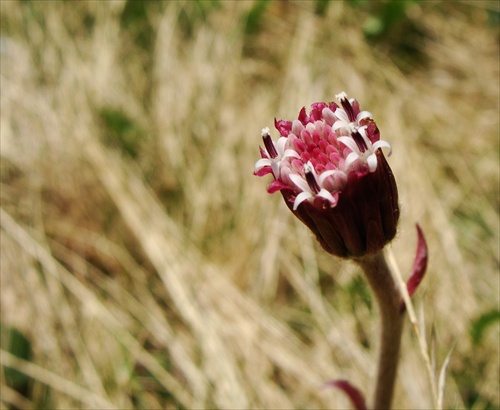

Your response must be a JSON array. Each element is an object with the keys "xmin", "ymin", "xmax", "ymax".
[{"xmin": 355, "ymin": 250, "xmax": 404, "ymax": 410}]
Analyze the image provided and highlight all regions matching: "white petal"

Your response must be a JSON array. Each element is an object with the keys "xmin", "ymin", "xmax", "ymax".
[
  {"xmin": 255, "ymin": 158, "xmax": 272, "ymax": 170},
  {"xmin": 344, "ymin": 152, "xmax": 360, "ymax": 171},
  {"xmin": 332, "ymin": 120, "xmax": 349, "ymax": 132},
  {"xmin": 338, "ymin": 136, "xmax": 361, "ymax": 155},
  {"xmin": 357, "ymin": 127, "xmax": 373, "ymax": 151},
  {"xmin": 322, "ymin": 107, "xmax": 337, "ymax": 125},
  {"xmin": 291, "ymin": 120, "xmax": 304, "ymax": 136},
  {"xmin": 289, "ymin": 173, "xmax": 311, "ymax": 193},
  {"xmin": 305, "ymin": 122, "xmax": 316, "ymax": 133},
  {"xmin": 283, "ymin": 149, "xmax": 300, "ymax": 159},
  {"xmin": 356, "ymin": 111, "xmax": 373, "ymax": 122},
  {"xmin": 293, "ymin": 191, "xmax": 312, "ymax": 210},
  {"xmin": 320, "ymin": 169, "xmax": 347, "ymax": 186},
  {"xmin": 271, "ymin": 163, "xmax": 280, "ymax": 177},
  {"xmin": 334, "ymin": 108, "xmax": 349, "ymax": 123},
  {"xmin": 275, "ymin": 137, "xmax": 288, "ymax": 156},
  {"xmin": 367, "ymin": 153, "xmax": 378, "ymax": 172},
  {"xmin": 318, "ymin": 170, "xmax": 337, "ymax": 185},
  {"xmin": 317, "ymin": 189, "xmax": 338, "ymax": 206},
  {"xmin": 372, "ymin": 140, "xmax": 392, "ymax": 156}
]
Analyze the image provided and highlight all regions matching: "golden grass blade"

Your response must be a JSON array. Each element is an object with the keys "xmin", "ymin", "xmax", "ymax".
[
  {"xmin": 0, "ymin": 385, "xmax": 33, "ymax": 410},
  {"xmin": 0, "ymin": 350, "xmax": 116, "ymax": 409},
  {"xmin": 437, "ymin": 345, "xmax": 455, "ymax": 409},
  {"xmin": 0, "ymin": 208, "xmax": 195, "ymax": 408}
]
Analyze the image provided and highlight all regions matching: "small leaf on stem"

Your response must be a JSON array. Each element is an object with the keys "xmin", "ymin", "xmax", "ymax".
[
  {"xmin": 325, "ymin": 379, "xmax": 367, "ymax": 410},
  {"xmin": 406, "ymin": 224, "xmax": 428, "ymax": 296}
]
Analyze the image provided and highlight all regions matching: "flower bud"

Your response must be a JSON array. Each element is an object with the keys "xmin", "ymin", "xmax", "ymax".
[{"xmin": 254, "ymin": 93, "xmax": 399, "ymax": 258}]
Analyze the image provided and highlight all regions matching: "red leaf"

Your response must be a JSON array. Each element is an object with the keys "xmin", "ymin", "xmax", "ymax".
[
  {"xmin": 324, "ymin": 379, "xmax": 367, "ymax": 410},
  {"xmin": 406, "ymin": 224, "xmax": 428, "ymax": 297}
]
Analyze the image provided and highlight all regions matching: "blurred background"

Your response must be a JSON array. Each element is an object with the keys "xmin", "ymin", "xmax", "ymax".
[{"xmin": 1, "ymin": 1, "xmax": 498, "ymax": 409}]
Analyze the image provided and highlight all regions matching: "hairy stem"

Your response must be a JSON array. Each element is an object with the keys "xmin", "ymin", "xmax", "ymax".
[{"xmin": 355, "ymin": 251, "xmax": 404, "ymax": 410}]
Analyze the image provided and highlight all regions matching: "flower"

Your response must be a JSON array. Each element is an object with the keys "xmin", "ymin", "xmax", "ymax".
[{"xmin": 254, "ymin": 92, "xmax": 399, "ymax": 258}]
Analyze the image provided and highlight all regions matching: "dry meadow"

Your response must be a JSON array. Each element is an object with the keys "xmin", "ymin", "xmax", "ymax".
[{"xmin": 1, "ymin": 1, "xmax": 499, "ymax": 409}]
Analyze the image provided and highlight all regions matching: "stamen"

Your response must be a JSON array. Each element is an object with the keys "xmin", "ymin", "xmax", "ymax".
[
  {"xmin": 340, "ymin": 97, "xmax": 356, "ymax": 123},
  {"xmin": 352, "ymin": 130, "xmax": 368, "ymax": 153},
  {"xmin": 335, "ymin": 92, "xmax": 348, "ymax": 101},
  {"xmin": 262, "ymin": 128, "xmax": 278, "ymax": 159},
  {"xmin": 304, "ymin": 163, "xmax": 320, "ymax": 194}
]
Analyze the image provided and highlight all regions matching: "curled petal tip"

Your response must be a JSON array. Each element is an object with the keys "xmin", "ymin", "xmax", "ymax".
[{"xmin": 324, "ymin": 379, "xmax": 367, "ymax": 410}]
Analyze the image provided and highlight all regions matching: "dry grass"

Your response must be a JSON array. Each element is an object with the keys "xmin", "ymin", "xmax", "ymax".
[{"xmin": 1, "ymin": 1, "xmax": 498, "ymax": 409}]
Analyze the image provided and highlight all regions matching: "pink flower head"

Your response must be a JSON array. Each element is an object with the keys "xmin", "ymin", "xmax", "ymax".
[{"xmin": 254, "ymin": 92, "xmax": 399, "ymax": 258}]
